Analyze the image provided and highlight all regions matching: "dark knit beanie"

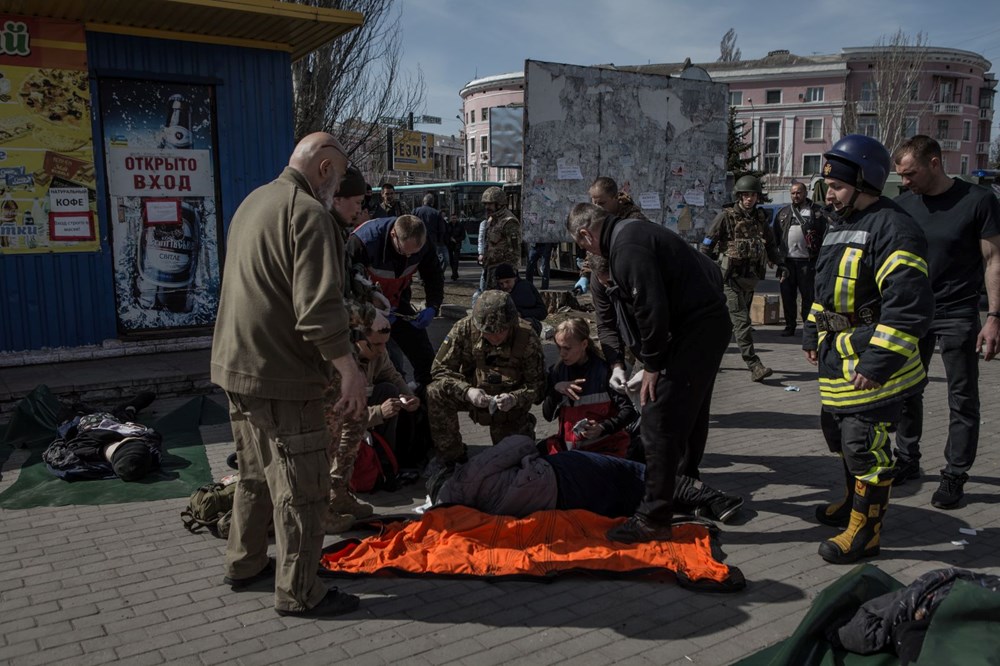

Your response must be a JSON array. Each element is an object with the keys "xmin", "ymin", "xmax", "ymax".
[
  {"xmin": 111, "ymin": 440, "xmax": 153, "ymax": 481},
  {"xmin": 336, "ymin": 166, "xmax": 367, "ymax": 198},
  {"xmin": 822, "ymin": 157, "xmax": 861, "ymax": 189},
  {"xmin": 493, "ymin": 263, "xmax": 517, "ymax": 280}
]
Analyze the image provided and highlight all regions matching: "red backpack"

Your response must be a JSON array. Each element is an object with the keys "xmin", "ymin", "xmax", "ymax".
[{"xmin": 349, "ymin": 431, "xmax": 399, "ymax": 493}]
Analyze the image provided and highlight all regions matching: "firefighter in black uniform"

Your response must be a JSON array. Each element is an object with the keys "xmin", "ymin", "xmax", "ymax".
[{"xmin": 804, "ymin": 135, "xmax": 934, "ymax": 564}]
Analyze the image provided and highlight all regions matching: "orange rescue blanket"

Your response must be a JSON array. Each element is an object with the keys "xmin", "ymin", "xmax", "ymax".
[{"xmin": 320, "ymin": 506, "xmax": 745, "ymax": 591}]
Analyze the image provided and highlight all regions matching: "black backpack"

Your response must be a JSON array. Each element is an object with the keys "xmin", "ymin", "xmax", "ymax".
[{"xmin": 181, "ymin": 482, "xmax": 237, "ymax": 539}]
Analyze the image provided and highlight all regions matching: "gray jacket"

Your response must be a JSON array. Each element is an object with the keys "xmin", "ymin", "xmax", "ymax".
[{"xmin": 435, "ymin": 436, "xmax": 557, "ymax": 516}]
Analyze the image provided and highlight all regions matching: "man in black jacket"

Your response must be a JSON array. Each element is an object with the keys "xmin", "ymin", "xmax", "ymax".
[
  {"xmin": 566, "ymin": 203, "xmax": 732, "ymax": 543},
  {"xmin": 774, "ymin": 181, "xmax": 828, "ymax": 336},
  {"xmin": 494, "ymin": 262, "xmax": 547, "ymax": 333}
]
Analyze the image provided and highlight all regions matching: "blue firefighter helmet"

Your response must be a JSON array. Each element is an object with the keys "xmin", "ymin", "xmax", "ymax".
[{"xmin": 822, "ymin": 134, "xmax": 891, "ymax": 195}]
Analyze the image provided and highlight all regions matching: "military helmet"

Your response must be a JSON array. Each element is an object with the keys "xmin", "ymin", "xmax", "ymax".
[
  {"xmin": 823, "ymin": 134, "xmax": 891, "ymax": 195},
  {"xmin": 471, "ymin": 290, "xmax": 518, "ymax": 334},
  {"xmin": 481, "ymin": 186, "xmax": 505, "ymax": 205},
  {"xmin": 733, "ymin": 175, "xmax": 763, "ymax": 195}
]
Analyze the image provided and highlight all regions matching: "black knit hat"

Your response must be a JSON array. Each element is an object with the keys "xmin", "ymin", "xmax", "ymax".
[
  {"xmin": 493, "ymin": 263, "xmax": 517, "ymax": 280},
  {"xmin": 336, "ymin": 165, "xmax": 367, "ymax": 198},
  {"xmin": 111, "ymin": 441, "xmax": 153, "ymax": 481}
]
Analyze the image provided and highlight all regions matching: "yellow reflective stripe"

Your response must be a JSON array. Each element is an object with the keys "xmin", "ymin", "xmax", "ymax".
[
  {"xmin": 817, "ymin": 330, "xmax": 827, "ymax": 345},
  {"xmin": 806, "ymin": 302, "xmax": 824, "ymax": 323},
  {"xmin": 869, "ymin": 324, "xmax": 919, "ymax": 356},
  {"xmin": 859, "ymin": 421, "xmax": 892, "ymax": 483},
  {"xmin": 834, "ymin": 248, "xmax": 862, "ymax": 312},
  {"xmin": 835, "ymin": 332, "xmax": 857, "ymax": 380},
  {"xmin": 819, "ymin": 355, "xmax": 926, "ymax": 406},
  {"xmin": 875, "ymin": 250, "xmax": 928, "ymax": 290}
]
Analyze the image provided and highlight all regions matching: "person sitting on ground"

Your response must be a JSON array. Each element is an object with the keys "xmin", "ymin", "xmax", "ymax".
[
  {"xmin": 494, "ymin": 262, "xmax": 548, "ymax": 334},
  {"xmin": 425, "ymin": 290, "xmax": 545, "ymax": 473},
  {"xmin": 431, "ymin": 435, "xmax": 744, "ymax": 524},
  {"xmin": 541, "ymin": 317, "xmax": 635, "ymax": 458},
  {"xmin": 328, "ymin": 312, "xmax": 420, "ymax": 532}
]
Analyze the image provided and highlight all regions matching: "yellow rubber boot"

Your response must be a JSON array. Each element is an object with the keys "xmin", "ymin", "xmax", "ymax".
[{"xmin": 818, "ymin": 479, "xmax": 891, "ymax": 564}]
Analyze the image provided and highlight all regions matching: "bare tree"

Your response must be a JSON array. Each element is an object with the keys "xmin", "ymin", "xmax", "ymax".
[
  {"xmin": 991, "ymin": 136, "xmax": 1000, "ymax": 170},
  {"xmin": 718, "ymin": 28, "xmax": 741, "ymax": 63},
  {"xmin": 290, "ymin": 0, "xmax": 426, "ymax": 182},
  {"xmin": 843, "ymin": 30, "xmax": 929, "ymax": 153}
]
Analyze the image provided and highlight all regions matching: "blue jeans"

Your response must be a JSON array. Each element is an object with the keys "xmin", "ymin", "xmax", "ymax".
[{"xmin": 526, "ymin": 243, "xmax": 553, "ymax": 290}]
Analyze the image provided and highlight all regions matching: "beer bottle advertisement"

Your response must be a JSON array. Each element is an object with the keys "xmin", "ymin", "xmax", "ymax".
[{"xmin": 99, "ymin": 78, "xmax": 221, "ymax": 333}]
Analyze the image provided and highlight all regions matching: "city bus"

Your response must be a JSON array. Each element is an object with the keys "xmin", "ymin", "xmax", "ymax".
[{"xmin": 372, "ymin": 181, "xmax": 519, "ymax": 256}]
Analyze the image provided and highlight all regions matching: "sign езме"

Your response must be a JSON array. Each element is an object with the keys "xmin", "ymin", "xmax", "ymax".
[{"xmin": 388, "ymin": 130, "xmax": 434, "ymax": 173}]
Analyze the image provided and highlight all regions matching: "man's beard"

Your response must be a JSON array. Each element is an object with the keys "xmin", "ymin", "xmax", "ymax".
[{"xmin": 315, "ymin": 178, "xmax": 338, "ymax": 210}]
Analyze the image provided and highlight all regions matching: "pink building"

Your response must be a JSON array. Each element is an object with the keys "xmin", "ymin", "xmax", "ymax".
[
  {"xmin": 459, "ymin": 71, "xmax": 523, "ymax": 182},
  {"xmin": 461, "ymin": 46, "xmax": 995, "ymax": 200},
  {"xmin": 711, "ymin": 47, "xmax": 996, "ymax": 194}
]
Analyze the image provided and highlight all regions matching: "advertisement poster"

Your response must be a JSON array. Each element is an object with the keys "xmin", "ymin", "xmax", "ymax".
[
  {"xmin": 99, "ymin": 78, "xmax": 221, "ymax": 333},
  {"xmin": 0, "ymin": 16, "xmax": 99, "ymax": 254}
]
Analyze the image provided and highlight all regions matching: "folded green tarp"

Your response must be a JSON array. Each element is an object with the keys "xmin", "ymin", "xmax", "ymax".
[{"xmin": 736, "ymin": 563, "xmax": 1000, "ymax": 666}]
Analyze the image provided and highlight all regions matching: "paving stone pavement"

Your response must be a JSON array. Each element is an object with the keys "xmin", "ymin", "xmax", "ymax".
[{"xmin": 2, "ymin": 292, "xmax": 999, "ymax": 665}]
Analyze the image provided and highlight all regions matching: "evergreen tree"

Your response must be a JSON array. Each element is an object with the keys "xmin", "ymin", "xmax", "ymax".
[{"xmin": 726, "ymin": 106, "xmax": 764, "ymax": 181}]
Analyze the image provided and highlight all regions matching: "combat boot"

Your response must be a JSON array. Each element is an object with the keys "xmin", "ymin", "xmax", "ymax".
[
  {"xmin": 328, "ymin": 488, "xmax": 374, "ymax": 519},
  {"xmin": 750, "ymin": 363, "xmax": 773, "ymax": 382},
  {"xmin": 325, "ymin": 509, "xmax": 355, "ymax": 535},
  {"xmin": 818, "ymin": 479, "xmax": 891, "ymax": 564},
  {"xmin": 815, "ymin": 460, "xmax": 855, "ymax": 527}
]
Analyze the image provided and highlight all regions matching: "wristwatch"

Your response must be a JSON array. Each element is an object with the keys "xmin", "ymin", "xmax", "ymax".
[{"xmin": 988, "ymin": 311, "xmax": 1000, "ymax": 319}]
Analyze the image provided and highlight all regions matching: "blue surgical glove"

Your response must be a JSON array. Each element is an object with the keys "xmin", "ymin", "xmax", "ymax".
[
  {"xmin": 573, "ymin": 276, "xmax": 589, "ymax": 295},
  {"xmin": 412, "ymin": 307, "xmax": 436, "ymax": 330}
]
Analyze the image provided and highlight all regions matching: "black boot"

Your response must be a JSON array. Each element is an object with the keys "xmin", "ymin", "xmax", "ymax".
[
  {"xmin": 818, "ymin": 479, "xmax": 891, "ymax": 564},
  {"xmin": 675, "ymin": 475, "xmax": 743, "ymax": 523},
  {"xmin": 815, "ymin": 459, "xmax": 856, "ymax": 527}
]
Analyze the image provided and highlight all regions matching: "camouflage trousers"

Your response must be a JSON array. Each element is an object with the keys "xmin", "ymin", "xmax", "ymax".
[
  {"xmin": 329, "ymin": 382, "xmax": 402, "ymax": 493},
  {"xmin": 724, "ymin": 282, "xmax": 761, "ymax": 369},
  {"xmin": 426, "ymin": 382, "xmax": 536, "ymax": 462},
  {"xmin": 323, "ymin": 380, "xmax": 348, "ymax": 493}
]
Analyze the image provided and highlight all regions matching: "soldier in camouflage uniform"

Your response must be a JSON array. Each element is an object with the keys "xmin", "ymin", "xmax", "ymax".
[
  {"xmin": 322, "ymin": 167, "xmax": 382, "ymax": 533},
  {"xmin": 702, "ymin": 175, "xmax": 784, "ymax": 382},
  {"xmin": 327, "ymin": 312, "xmax": 418, "ymax": 533},
  {"xmin": 426, "ymin": 290, "xmax": 545, "ymax": 468},
  {"xmin": 480, "ymin": 186, "xmax": 521, "ymax": 290}
]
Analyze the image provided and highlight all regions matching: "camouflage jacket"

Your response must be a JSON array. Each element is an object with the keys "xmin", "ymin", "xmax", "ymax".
[
  {"xmin": 431, "ymin": 316, "xmax": 545, "ymax": 410},
  {"xmin": 331, "ymin": 209, "xmax": 377, "ymax": 337},
  {"xmin": 702, "ymin": 204, "xmax": 782, "ymax": 282},
  {"xmin": 483, "ymin": 207, "xmax": 521, "ymax": 267}
]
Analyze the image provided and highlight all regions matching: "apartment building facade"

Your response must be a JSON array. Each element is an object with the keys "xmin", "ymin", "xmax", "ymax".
[{"xmin": 459, "ymin": 71, "xmax": 524, "ymax": 182}]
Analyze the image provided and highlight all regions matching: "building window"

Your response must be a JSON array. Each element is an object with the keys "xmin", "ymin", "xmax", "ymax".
[
  {"xmin": 936, "ymin": 119, "xmax": 949, "ymax": 140},
  {"xmin": 960, "ymin": 155, "xmax": 969, "ymax": 174},
  {"xmin": 909, "ymin": 81, "xmax": 920, "ymax": 101},
  {"xmin": 804, "ymin": 118, "xmax": 823, "ymax": 141},
  {"xmin": 481, "ymin": 135, "xmax": 488, "ymax": 152},
  {"xmin": 962, "ymin": 120, "xmax": 971, "ymax": 141},
  {"xmin": 965, "ymin": 85, "xmax": 973, "ymax": 105},
  {"xmin": 482, "ymin": 108, "xmax": 489, "ymax": 123},
  {"xmin": 497, "ymin": 167, "xmax": 505, "ymax": 181},
  {"xmin": 805, "ymin": 87, "xmax": 824, "ymax": 102},
  {"xmin": 763, "ymin": 120, "xmax": 781, "ymax": 173},
  {"xmin": 938, "ymin": 81, "xmax": 953, "ymax": 103},
  {"xmin": 802, "ymin": 154, "xmax": 822, "ymax": 176},
  {"xmin": 481, "ymin": 166, "xmax": 488, "ymax": 181},
  {"xmin": 729, "ymin": 90, "xmax": 743, "ymax": 106},
  {"xmin": 858, "ymin": 115, "xmax": 879, "ymax": 138},
  {"xmin": 469, "ymin": 137, "xmax": 475, "ymax": 155},
  {"xmin": 902, "ymin": 117, "xmax": 918, "ymax": 138},
  {"xmin": 765, "ymin": 90, "xmax": 781, "ymax": 104},
  {"xmin": 860, "ymin": 81, "xmax": 876, "ymax": 101}
]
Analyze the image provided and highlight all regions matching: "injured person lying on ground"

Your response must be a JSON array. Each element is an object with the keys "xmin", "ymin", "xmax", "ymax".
[{"xmin": 430, "ymin": 435, "xmax": 743, "ymax": 522}]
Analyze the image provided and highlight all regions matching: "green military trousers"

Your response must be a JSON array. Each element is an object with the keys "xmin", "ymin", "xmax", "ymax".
[
  {"xmin": 724, "ymin": 281, "xmax": 762, "ymax": 369},
  {"xmin": 224, "ymin": 393, "xmax": 331, "ymax": 613},
  {"xmin": 426, "ymin": 383, "xmax": 536, "ymax": 462}
]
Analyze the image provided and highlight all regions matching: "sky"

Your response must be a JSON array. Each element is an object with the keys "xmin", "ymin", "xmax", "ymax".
[{"xmin": 399, "ymin": 0, "xmax": 1000, "ymax": 140}]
